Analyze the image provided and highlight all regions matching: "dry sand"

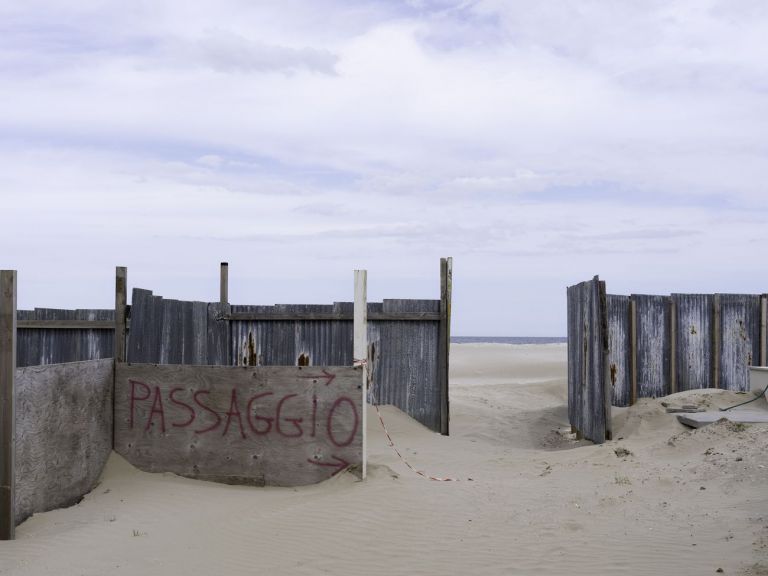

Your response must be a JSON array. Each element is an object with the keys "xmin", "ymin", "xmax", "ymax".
[{"xmin": 1, "ymin": 343, "xmax": 767, "ymax": 575}]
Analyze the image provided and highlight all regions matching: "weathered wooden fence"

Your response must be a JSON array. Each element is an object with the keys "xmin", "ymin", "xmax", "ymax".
[
  {"xmin": 567, "ymin": 276, "xmax": 611, "ymax": 444},
  {"xmin": 125, "ymin": 291, "xmax": 445, "ymax": 433},
  {"xmin": 12, "ymin": 262, "xmax": 451, "ymax": 435},
  {"xmin": 17, "ymin": 309, "xmax": 115, "ymax": 367},
  {"xmin": 568, "ymin": 277, "xmax": 768, "ymax": 441},
  {"xmin": 1, "ymin": 262, "xmax": 451, "ymax": 537},
  {"xmin": 607, "ymin": 292, "xmax": 767, "ymax": 406}
]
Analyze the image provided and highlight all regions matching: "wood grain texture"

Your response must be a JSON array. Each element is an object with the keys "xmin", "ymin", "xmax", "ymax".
[
  {"xmin": 632, "ymin": 295, "xmax": 670, "ymax": 399},
  {"xmin": 0, "ymin": 270, "xmax": 16, "ymax": 539},
  {"xmin": 127, "ymin": 287, "xmax": 444, "ymax": 434},
  {"xmin": 718, "ymin": 294, "xmax": 760, "ymax": 392},
  {"xmin": 114, "ymin": 363, "xmax": 362, "ymax": 486},
  {"xmin": 567, "ymin": 277, "xmax": 608, "ymax": 444},
  {"xmin": 114, "ymin": 267, "xmax": 127, "ymax": 363},
  {"xmin": 672, "ymin": 294, "xmax": 713, "ymax": 391},
  {"xmin": 16, "ymin": 309, "xmax": 114, "ymax": 368},
  {"xmin": 438, "ymin": 257, "xmax": 452, "ymax": 435},
  {"xmin": 14, "ymin": 359, "xmax": 113, "ymax": 527},
  {"xmin": 606, "ymin": 295, "xmax": 631, "ymax": 407}
]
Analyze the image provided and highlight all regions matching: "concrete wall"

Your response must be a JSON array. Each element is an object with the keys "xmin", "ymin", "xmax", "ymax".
[{"xmin": 15, "ymin": 359, "xmax": 114, "ymax": 526}]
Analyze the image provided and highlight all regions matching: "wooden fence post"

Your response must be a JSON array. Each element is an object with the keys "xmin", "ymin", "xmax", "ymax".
[
  {"xmin": 761, "ymin": 295, "xmax": 767, "ymax": 367},
  {"xmin": 354, "ymin": 270, "xmax": 367, "ymax": 480},
  {"xmin": 669, "ymin": 297, "xmax": 677, "ymax": 394},
  {"xmin": 438, "ymin": 257, "xmax": 452, "ymax": 436},
  {"xmin": 0, "ymin": 270, "xmax": 17, "ymax": 540},
  {"xmin": 114, "ymin": 267, "xmax": 127, "ymax": 363},
  {"xmin": 630, "ymin": 297, "xmax": 638, "ymax": 405},
  {"xmin": 713, "ymin": 294, "xmax": 721, "ymax": 388},
  {"xmin": 220, "ymin": 262, "xmax": 229, "ymax": 305}
]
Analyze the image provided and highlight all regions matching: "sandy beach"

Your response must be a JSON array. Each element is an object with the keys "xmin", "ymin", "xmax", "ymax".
[{"xmin": 1, "ymin": 343, "xmax": 766, "ymax": 575}]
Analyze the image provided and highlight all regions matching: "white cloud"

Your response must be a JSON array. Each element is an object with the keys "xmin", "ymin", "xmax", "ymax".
[{"xmin": 0, "ymin": 0, "xmax": 767, "ymax": 334}]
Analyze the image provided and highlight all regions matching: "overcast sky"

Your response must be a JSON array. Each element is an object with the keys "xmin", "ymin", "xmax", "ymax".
[{"xmin": 1, "ymin": 0, "xmax": 767, "ymax": 336}]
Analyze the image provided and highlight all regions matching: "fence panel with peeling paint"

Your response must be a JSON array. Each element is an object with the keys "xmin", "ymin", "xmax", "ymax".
[
  {"xmin": 589, "ymin": 286, "xmax": 768, "ymax": 408},
  {"xmin": 718, "ymin": 294, "xmax": 760, "ymax": 392},
  {"xmin": 125, "ymin": 288, "xmax": 445, "ymax": 433},
  {"xmin": 16, "ymin": 309, "xmax": 114, "ymax": 368}
]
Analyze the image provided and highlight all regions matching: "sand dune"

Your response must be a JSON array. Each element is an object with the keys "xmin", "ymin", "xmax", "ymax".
[{"xmin": 1, "ymin": 343, "xmax": 766, "ymax": 575}]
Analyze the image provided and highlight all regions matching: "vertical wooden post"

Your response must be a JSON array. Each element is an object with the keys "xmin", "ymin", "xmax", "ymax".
[
  {"xmin": 0, "ymin": 270, "xmax": 17, "ymax": 540},
  {"xmin": 438, "ymin": 257, "xmax": 452, "ymax": 436},
  {"xmin": 669, "ymin": 297, "xmax": 677, "ymax": 394},
  {"xmin": 630, "ymin": 297, "xmax": 638, "ymax": 405},
  {"xmin": 220, "ymin": 262, "xmax": 229, "ymax": 305},
  {"xmin": 114, "ymin": 267, "xmax": 127, "ymax": 363},
  {"xmin": 353, "ymin": 270, "xmax": 367, "ymax": 480},
  {"xmin": 760, "ymin": 295, "xmax": 767, "ymax": 367},
  {"xmin": 599, "ymin": 280, "xmax": 611, "ymax": 441},
  {"xmin": 713, "ymin": 294, "xmax": 721, "ymax": 389}
]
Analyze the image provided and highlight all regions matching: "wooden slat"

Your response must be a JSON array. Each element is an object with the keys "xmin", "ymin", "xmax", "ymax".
[
  {"xmin": 630, "ymin": 298, "xmax": 637, "ymax": 405},
  {"xmin": 0, "ymin": 270, "xmax": 16, "ymax": 540},
  {"xmin": 761, "ymin": 295, "xmax": 768, "ymax": 367},
  {"xmin": 606, "ymin": 295, "xmax": 631, "ymax": 407},
  {"xmin": 115, "ymin": 267, "xmax": 127, "ymax": 363},
  {"xmin": 713, "ymin": 294, "xmax": 721, "ymax": 389},
  {"xmin": 632, "ymin": 295, "xmax": 670, "ymax": 399},
  {"xmin": 718, "ymin": 294, "xmax": 760, "ymax": 392},
  {"xmin": 16, "ymin": 320, "xmax": 115, "ymax": 330},
  {"xmin": 224, "ymin": 311, "xmax": 440, "ymax": 322},
  {"xmin": 220, "ymin": 262, "xmax": 229, "ymax": 305},
  {"xmin": 438, "ymin": 257, "xmax": 452, "ymax": 435},
  {"xmin": 206, "ymin": 302, "xmax": 230, "ymax": 365},
  {"xmin": 566, "ymin": 276, "xmax": 608, "ymax": 443},
  {"xmin": 672, "ymin": 294, "xmax": 713, "ymax": 391}
]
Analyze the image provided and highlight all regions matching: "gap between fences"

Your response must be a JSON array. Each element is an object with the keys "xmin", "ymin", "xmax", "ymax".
[{"xmin": 355, "ymin": 359, "xmax": 464, "ymax": 483}]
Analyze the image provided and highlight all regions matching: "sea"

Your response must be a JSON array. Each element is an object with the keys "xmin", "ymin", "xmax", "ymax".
[{"xmin": 451, "ymin": 336, "xmax": 566, "ymax": 345}]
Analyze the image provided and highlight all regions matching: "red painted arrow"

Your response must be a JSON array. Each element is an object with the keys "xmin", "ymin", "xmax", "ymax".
[
  {"xmin": 299, "ymin": 369, "xmax": 336, "ymax": 386},
  {"xmin": 306, "ymin": 455, "xmax": 350, "ymax": 476}
]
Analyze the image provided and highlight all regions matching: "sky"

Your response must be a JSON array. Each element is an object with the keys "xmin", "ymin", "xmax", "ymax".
[{"xmin": 1, "ymin": 0, "xmax": 767, "ymax": 336}]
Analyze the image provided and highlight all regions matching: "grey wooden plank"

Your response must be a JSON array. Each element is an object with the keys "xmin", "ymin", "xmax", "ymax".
[
  {"xmin": 673, "ymin": 294, "xmax": 713, "ymax": 391},
  {"xmin": 126, "ymin": 289, "xmax": 153, "ymax": 363},
  {"xmin": 0, "ymin": 270, "xmax": 16, "ymax": 539},
  {"xmin": 718, "ymin": 294, "xmax": 760, "ymax": 392},
  {"xmin": 15, "ymin": 320, "xmax": 115, "ymax": 330},
  {"xmin": 75, "ymin": 309, "xmax": 114, "ymax": 363},
  {"xmin": 225, "ymin": 311, "xmax": 439, "ymax": 321},
  {"xmin": 633, "ymin": 295, "xmax": 670, "ymax": 399},
  {"xmin": 438, "ymin": 257, "xmax": 452, "ymax": 435},
  {"xmin": 16, "ymin": 311, "xmax": 39, "ymax": 369},
  {"xmin": 14, "ymin": 359, "xmax": 113, "ymax": 527},
  {"xmin": 115, "ymin": 267, "xmax": 127, "ymax": 363},
  {"xmin": 151, "ymin": 295, "xmax": 164, "ymax": 365},
  {"xmin": 607, "ymin": 295, "xmax": 631, "ymax": 407},
  {"xmin": 114, "ymin": 363, "xmax": 362, "ymax": 486},
  {"xmin": 567, "ymin": 277, "xmax": 608, "ymax": 443},
  {"xmin": 206, "ymin": 302, "xmax": 230, "ymax": 365},
  {"xmin": 162, "ymin": 299, "xmax": 183, "ymax": 365},
  {"xmin": 190, "ymin": 301, "xmax": 208, "ymax": 364}
]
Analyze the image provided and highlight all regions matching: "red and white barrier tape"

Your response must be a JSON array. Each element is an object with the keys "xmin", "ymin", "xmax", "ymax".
[{"xmin": 355, "ymin": 358, "xmax": 460, "ymax": 482}]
